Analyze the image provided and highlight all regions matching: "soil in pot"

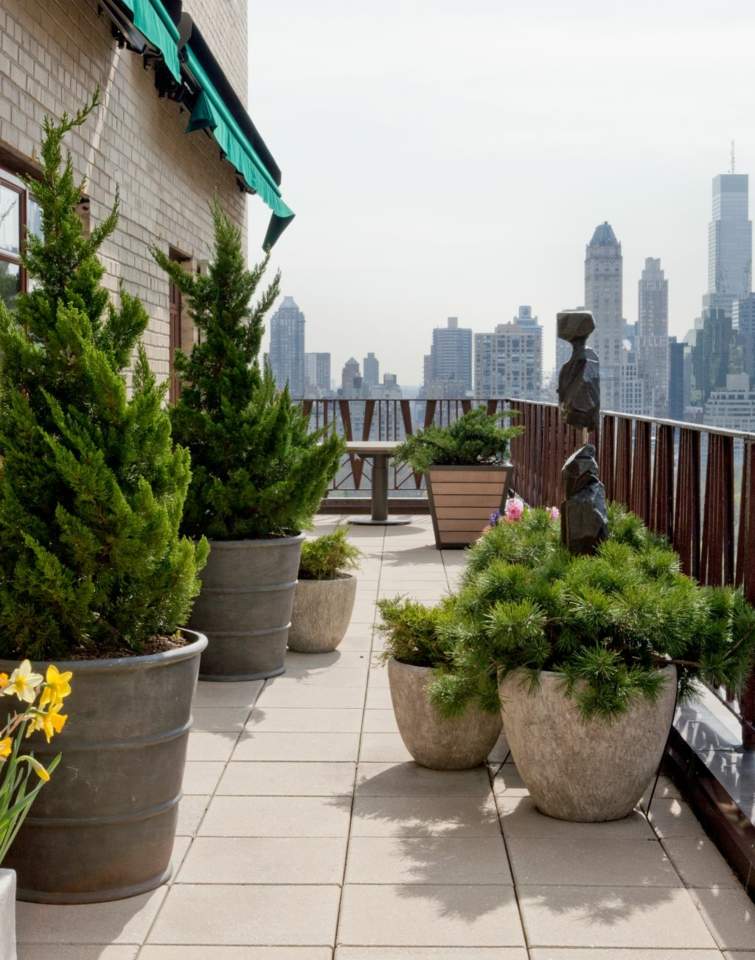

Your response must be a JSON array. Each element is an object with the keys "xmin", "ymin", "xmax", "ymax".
[
  {"xmin": 0, "ymin": 630, "xmax": 206, "ymax": 903},
  {"xmin": 500, "ymin": 667, "xmax": 677, "ymax": 822},
  {"xmin": 190, "ymin": 535, "xmax": 303, "ymax": 680},
  {"xmin": 288, "ymin": 574, "xmax": 357, "ymax": 653},
  {"xmin": 389, "ymin": 658, "xmax": 501, "ymax": 769}
]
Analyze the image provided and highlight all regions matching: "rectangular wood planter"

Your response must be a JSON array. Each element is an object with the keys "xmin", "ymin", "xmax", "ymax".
[{"xmin": 426, "ymin": 464, "xmax": 513, "ymax": 549}]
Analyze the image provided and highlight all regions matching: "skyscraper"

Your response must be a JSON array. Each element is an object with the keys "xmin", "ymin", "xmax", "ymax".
[
  {"xmin": 269, "ymin": 295, "xmax": 305, "ymax": 397},
  {"xmin": 585, "ymin": 222, "xmax": 623, "ymax": 410},
  {"xmin": 304, "ymin": 352, "xmax": 331, "ymax": 394},
  {"xmin": 341, "ymin": 357, "xmax": 361, "ymax": 393},
  {"xmin": 363, "ymin": 352, "xmax": 380, "ymax": 388},
  {"xmin": 423, "ymin": 317, "xmax": 473, "ymax": 397},
  {"xmin": 474, "ymin": 307, "xmax": 542, "ymax": 400},
  {"xmin": 703, "ymin": 174, "xmax": 752, "ymax": 317},
  {"xmin": 733, "ymin": 293, "xmax": 755, "ymax": 384},
  {"xmin": 668, "ymin": 336, "xmax": 691, "ymax": 421},
  {"xmin": 637, "ymin": 258, "xmax": 669, "ymax": 417}
]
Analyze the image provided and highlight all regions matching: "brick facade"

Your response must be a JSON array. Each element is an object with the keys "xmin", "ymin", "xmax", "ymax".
[{"xmin": 0, "ymin": 0, "xmax": 249, "ymax": 384}]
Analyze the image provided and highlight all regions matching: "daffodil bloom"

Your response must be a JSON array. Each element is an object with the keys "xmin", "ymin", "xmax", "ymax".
[
  {"xmin": 0, "ymin": 737, "xmax": 11, "ymax": 759},
  {"xmin": 39, "ymin": 665, "xmax": 73, "ymax": 709},
  {"xmin": 0, "ymin": 673, "xmax": 8, "ymax": 690},
  {"xmin": 40, "ymin": 704, "xmax": 67, "ymax": 743},
  {"xmin": 22, "ymin": 755, "xmax": 50, "ymax": 782},
  {"xmin": 4, "ymin": 660, "xmax": 44, "ymax": 704}
]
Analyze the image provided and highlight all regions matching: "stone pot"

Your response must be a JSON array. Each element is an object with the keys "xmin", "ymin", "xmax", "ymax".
[
  {"xmin": 388, "ymin": 658, "xmax": 502, "ymax": 770},
  {"xmin": 190, "ymin": 535, "xmax": 304, "ymax": 680},
  {"xmin": 0, "ymin": 630, "xmax": 206, "ymax": 903},
  {"xmin": 500, "ymin": 666, "xmax": 677, "ymax": 822},
  {"xmin": 426, "ymin": 464, "xmax": 513, "ymax": 549},
  {"xmin": 0, "ymin": 869, "xmax": 15, "ymax": 960},
  {"xmin": 288, "ymin": 574, "xmax": 357, "ymax": 653}
]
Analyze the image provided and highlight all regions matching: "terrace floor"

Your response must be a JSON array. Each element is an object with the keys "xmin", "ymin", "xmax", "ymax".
[{"xmin": 14, "ymin": 516, "xmax": 755, "ymax": 958}]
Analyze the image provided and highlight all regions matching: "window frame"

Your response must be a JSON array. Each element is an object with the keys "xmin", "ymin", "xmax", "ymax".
[{"xmin": 0, "ymin": 169, "xmax": 28, "ymax": 301}]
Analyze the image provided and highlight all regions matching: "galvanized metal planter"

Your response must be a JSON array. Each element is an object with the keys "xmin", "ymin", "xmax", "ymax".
[
  {"xmin": 0, "ymin": 869, "xmax": 15, "ymax": 960},
  {"xmin": 0, "ymin": 630, "xmax": 206, "ymax": 904},
  {"xmin": 288, "ymin": 574, "xmax": 357, "ymax": 653},
  {"xmin": 426, "ymin": 464, "xmax": 512, "ymax": 549},
  {"xmin": 190, "ymin": 535, "xmax": 304, "ymax": 680}
]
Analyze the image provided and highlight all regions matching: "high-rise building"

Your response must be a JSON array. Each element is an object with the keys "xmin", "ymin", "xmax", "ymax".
[
  {"xmin": 363, "ymin": 352, "xmax": 380, "ymax": 388},
  {"xmin": 620, "ymin": 347, "xmax": 646, "ymax": 417},
  {"xmin": 269, "ymin": 296, "xmax": 305, "ymax": 396},
  {"xmin": 304, "ymin": 352, "xmax": 331, "ymax": 395},
  {"xmin": 703, "ymin": 174, "xmax": 752, "ymax": 317},
  {"xmin": 423, "ymin": 317, "xmax": 473, "ymax": 397},
  {"xmin": 691, "ymin": 306, "xmax": 732, "ymax": 405},
  {"xmin": 668, "ymin": 336, "xmax": 691, "ymax": 421},
  {"xmin": 474, "ymin": 307, "xmax": 542, "ymax": 399},
  {"xmin": 704, "ymin": 373, "xmax": 755, "ymax": 431},
  {"xmin": 733, "ymin": 293, "xmax": 755, "ymax": 383},
  {"xmin": 585, "ymin": 222, "xmax": 623, "ymax": 410},
  {"xmin": 341, "ymin": 357, "xmax": 361, "ymax": 394},
  {"xmin": 637, "ymin": 258, "xmax": 669, "ymax": 417}
]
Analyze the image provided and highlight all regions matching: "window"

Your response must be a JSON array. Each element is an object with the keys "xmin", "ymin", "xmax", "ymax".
[{"xmin": 0, "ymin": 167, "xmax": 40, "ymax": 309}]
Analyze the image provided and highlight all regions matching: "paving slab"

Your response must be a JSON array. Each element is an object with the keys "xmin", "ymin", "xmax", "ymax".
[
  {"xmin": 497, "ymin": 796, "xmax": 655, "ymax": 839},
  {"xmin": 218, "ymin": 760, "xmax": 355, "ymax": 795},
  {"xmin": 351, "ymin": 794, "xmax": 501, "ymax": 838},
  {"xmin": 199, "ymin": 794, "xmax": 352, "ymax": 837},
  {"xmin": 359, "ymin": 731, "xmax": 413, "ymax": 762},
  {"xmin": 248, "ymin": 707, "xmax": 364, "ymax": 732},
  {"xmin": 336, "ymin": 950, "xmax": 527, "ymax": 959},
  {"xmin": 690, "ymin": 887, "xmax": 755, "ymax": 950},
  {"xmin": 18, "ymin": 949, "xmax": 138, "ymax": 960},
  {"xmin": 662, "ymin": 836, "xmax": 742, "ymax": 888},
  {"xmin": 141, "ymin": 949, "xmax": 332, "ymax": 960},
  {"xmin": 233, "ymin": 730, "xmax": 361, "ymax": 762},
  {"xmin": 356, "ymin": 762, "xmax": 491, "ymax": 797},
  {"xmin": 345, "ymin": 836, "xmax": 512, "ymax": 885},
  {"xmin": 528, "ymin": 951, "xmax": 723, "ymax": 959},
  {"xmin": 178, "ymin": 836, "xmax": 347, "ymax": 884}
]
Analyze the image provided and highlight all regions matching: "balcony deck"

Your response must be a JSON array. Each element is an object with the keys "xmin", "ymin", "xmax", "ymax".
[{"xmin": 15, "ymin": 517, "xmax": 754, "ymax": 957}]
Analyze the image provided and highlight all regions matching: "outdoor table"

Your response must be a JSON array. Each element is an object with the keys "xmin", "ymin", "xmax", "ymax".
[{"xmin": 345, "ymin": 440, "xmax": 411, "ymax": 525}]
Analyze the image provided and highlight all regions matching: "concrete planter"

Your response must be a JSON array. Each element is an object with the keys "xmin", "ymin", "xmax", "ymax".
[
  {"xmin": 0, "ymin": 630, "xmax": 206, "ymax": 903},
  {"xmin": 288, "ymin": 574, "xmax": 357, "ymax": 653},
  {"xmin": 388, "ymin": 658, "xmax": 502, "ymax": 770},
  {"xmin": 426, "ymin": 464, "xmax": 513, "ymax": 549},
  {"xmin": 500, "ymin": 666, "xmax": 677, "ymax": 822},
  {"xmin": 0, "ymin": 869, "xmax": 15, "ymax": 960},
  {"xmin": 190, "ymin": 535, "xmax": 304, "ymax": 680}
]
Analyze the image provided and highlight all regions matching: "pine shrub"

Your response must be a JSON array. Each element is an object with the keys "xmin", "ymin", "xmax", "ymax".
[
  {"xmin": 0, "ymin": 93, "xmax": 207, "ymax": 661},
  {"xmin": 299, "ymin": 526, "xmax": 361, "ymax": 580},
  {"xmin": 154, "ymin": 203, "xmax": 343, "ymax": 541}
]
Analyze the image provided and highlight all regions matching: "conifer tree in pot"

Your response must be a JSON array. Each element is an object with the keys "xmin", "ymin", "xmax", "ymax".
[
  {"xmin": 0, "ymin": 95, "xmax": 208, "ymax": 902},
  {"xmin": 154, "ymin": 205, "xmax": 343, "ymax": 680}
]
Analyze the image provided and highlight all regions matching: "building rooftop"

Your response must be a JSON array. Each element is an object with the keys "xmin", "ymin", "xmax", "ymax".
[{"xmin": 589, "ymin": 221, "xmax": 619, "ymax": 246}]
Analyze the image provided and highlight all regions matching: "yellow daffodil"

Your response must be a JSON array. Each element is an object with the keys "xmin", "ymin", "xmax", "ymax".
[
  {"xmin": 39, "ymin": 665, "xmax": 73, "ymax": 709},
  {"xmin": 3, "ymin": 660, "xmax": 44, "ymax": 704},
  {"xmin": 0, "ymin": 673, "xmax": 8, "ymax": 690},
  {"xmin": 0, "ymin": 737, "xmax": 11, "ymax": 759},
  {"xmin": 23, "ymin": 755, "xmax": 50, "ymax": 782},
  {"xmin": 40, "ymin": 704, "xmax": 67, "ymax": 743}
]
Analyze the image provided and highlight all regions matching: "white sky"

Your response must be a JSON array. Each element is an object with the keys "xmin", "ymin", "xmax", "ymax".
[{"xmin": 248, "ymin": 0, "xmax": 755, "ymax": 385}]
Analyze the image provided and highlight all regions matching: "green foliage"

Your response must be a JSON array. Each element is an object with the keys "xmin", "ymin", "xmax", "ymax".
[
  {"xmin": 299, "ymin": 526, "xmax": 361, "ymax": 580},
  {"xmin": 430, "ymin": 502, "xmax": 755, "ymax": 720},
  {"xmin": 393, "ymin": 406, "xmax": 522, "ymax": 475},
  {"xmin": 0, "ymin": 92, "xmax": 206, "ymax": 661},
  {"xmin": 154, "ymin": 202, "xmax": 343, "ymax": 540},
  {"xmin": 376, "ymin": 596, "xmax": 457, "ymax": 668}
]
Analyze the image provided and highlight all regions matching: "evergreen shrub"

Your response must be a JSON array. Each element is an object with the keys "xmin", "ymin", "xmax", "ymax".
[{"xmin": 299, "ymin": 526, "xmax": 361, "ymax": 580}]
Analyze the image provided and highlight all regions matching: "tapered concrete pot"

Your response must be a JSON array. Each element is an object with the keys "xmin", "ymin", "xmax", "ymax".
[
  {"xmin": 388, "ymin": 658, "xmax": 502, "ymax": 770},
  {"xmin": 0, "ymin": 630, "xmax": 206, "ymax": 903},
  {"xmin": 500, "ymin": 666, "xmax": 677, "ymax": 822},
  {"xmin": 288, "ymin": 574, "xmax": 357, "ymax": 653},
  {"xmin": 190, "ymin": 535, "xmax": 304, "ymax": 680},
  {"xmin": 0, "ymin": 869, "xmax": 16, "ymax": 960}
]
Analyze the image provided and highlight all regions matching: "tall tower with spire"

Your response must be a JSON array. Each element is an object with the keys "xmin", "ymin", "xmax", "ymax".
[
  {"xmin": 637, "ymin": 258, "xmax": 669, "ymax": 417},
  {"xmin": 703, "ymin": 173, "xmax": 751, "ymax": 317},
  {"xmin": 585, "ymin": 222, "xmax": 623, "ymax": 410}
]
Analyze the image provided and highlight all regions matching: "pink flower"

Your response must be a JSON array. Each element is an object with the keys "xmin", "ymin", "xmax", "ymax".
[
  {"xmin": 549, "ymin": 506, "xmax": 560, "ymax": 521},
  {"xmin": 504, "ymin": 497, "xmax": 525, "ymax": 522}
]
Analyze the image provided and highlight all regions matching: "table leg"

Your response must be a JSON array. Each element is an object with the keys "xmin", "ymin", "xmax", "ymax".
[{"xmin": 372, "ymin": 454, "xmax": 388, "ymax": 522}]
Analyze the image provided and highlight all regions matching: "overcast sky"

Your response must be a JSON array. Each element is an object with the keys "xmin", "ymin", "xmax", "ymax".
[{"xmin": 247, "ymin": 0, "xmax": 755, "ymax": 385}]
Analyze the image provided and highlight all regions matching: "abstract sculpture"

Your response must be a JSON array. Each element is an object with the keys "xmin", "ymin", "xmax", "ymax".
[
  {"xmin": 557, "ymin": 310, "xmax": 600, "ymax": 433},
  {"xmin": 560, "ymin": 444, "xmax": 608, "ymax": 554}
]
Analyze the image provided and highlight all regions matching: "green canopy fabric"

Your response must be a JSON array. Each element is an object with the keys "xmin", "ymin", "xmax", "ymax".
[{"xmin": 120, "ymin": 0, "xmax": 181, "ymax": 82}]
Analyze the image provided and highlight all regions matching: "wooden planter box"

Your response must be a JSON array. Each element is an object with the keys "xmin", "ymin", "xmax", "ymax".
[{"xmin": 426, "ymin": 463, "xmax": 513, "ymax": 549}]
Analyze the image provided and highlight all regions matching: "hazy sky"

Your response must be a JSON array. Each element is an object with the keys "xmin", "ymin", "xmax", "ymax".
[{"xmin": 248, "ymin": 0, "xmax": 755, "ymax": 385}]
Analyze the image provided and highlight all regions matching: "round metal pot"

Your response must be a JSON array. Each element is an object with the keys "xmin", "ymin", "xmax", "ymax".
[
  {"xmin": 190, "ymin": 535, "xmax": 304, "ymax": 681},
  {"xmin": 0, "ymin": 629, "xmax": 207, "ymax": 903},
  {"xmin": 288, "ymin": 574, "xmax": 357, "ymax": 653},
  {"xmin": 499, "ymin": 666, "xmax": 677, "ymax": 822}
]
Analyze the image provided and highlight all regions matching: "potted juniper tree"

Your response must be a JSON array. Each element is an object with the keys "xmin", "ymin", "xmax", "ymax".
[
  {"xmin": 0, "ymin": 95, "xmax": 207, "ymax": 901},
  {"xmin": 434, "ymin": 504, "xmax": 755, "ymax": 821},
  {"xmin": 394, "ymin": 407, "xmax": 521, "ymax": 549},
  {"xmin": 155, "ymin": 206, "xmax": 343, "ymax": 680}
]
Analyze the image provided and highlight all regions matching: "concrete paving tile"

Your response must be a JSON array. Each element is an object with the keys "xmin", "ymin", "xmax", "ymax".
[
  {"xmin": 273, "ymin": 669, "xmax": 369, "ymax": 688},
  {"xmin": 360, "ymin": 732, "xmax": 413, "ymax": 762},
  {"xmin": 362, "ymin": 709, "xmax": 399, "ymax": 733},
  {"xmin": 507, "ymin": 837, "xmax": 681, "ymax": 887},
  {"xmin": 346, "ymin": 836, "xmax": 512, "ymax": 884},
  {"xmin": 248, "ymin": 707, "xmax": 364, "ymax": 732},
  {"xmin": 178, "ymin": 836, "xmax": 347, "ymax": 884},
  {"xmin": 148, "ymin": 884, "xmax": 340, "ymax": 945},
  {"xmin": 497, "ymin": 797, "xmax": 655, "ymax": 839},
  {"xmin": 170, "ymin": 835, "xmax": 192, "ymax": 876},
  {"xmin": 285, "ymin": 651, "xmax": 371, "ymax": 672},
  {"xmin": 338, "ymin": 633, "xmax": 374, "ymax": 651},
  {"xmin": 725, "ymin": 954, "xmax": 755, "ymax": 959},
  {"xmin": 19, "ymin": 949, "xmax": 138, "ymax": 960},
  {"xmin": 491, "ymin": 763, "xmax": 529, "ymax": 795},
  {"xmin": 365, "ymin": 686, "xmax": 394, "ymax": 708},
  {"xmin": 141, "ymin": 950, "xmax": 332, "ymax": 960},
  {"xmin": 336, "ymin": 951, "xmax": 526, "ymax": 960},
  {"xmin": 337, "ymin": 884, "xmax": 524, "ymax": 946},
  {"xmin": 176, "ymin": 794, "xmax": 210, "ymax": 836},
  {"xmin": 233, "ymin": 731, "xmax": 360, "ymax": 762},
  {"xmin": 181, "ymin": 761, "xmax": 225, "ymax": 795},
  {"xmin": 193, "ymin": 680, "xmax": 264, "ymax": 707},
  {"xmin": 16, "ymin": 888, "xmax": 167, "ymax": 944},
  {"xmin": 488, "ymin": 732, "xmax": 511, "ymax": 763},
  {"xmin": 528, "ymin": 951, "xmax": 723, "ymax": 959},
  {"xmin": 351, "ymin": 794, "xmax": 501, "ymax": 838},
  {"xmin": 690, "ymin": 887, "xmax": 755, "ymax": 950},
  {"xmin": 186, "ymin": 730, "xmax": 238, "ymax": 761},
  {"xmin": 639, "ymin": 774, "xmax": 682, "ymax": 807},
  {"xmin": 218, "ymin": 760, "xmax": 355, "ymax": 796},
  {"xmin": 647, "ymin": 798, "xmax": 708, "ymax": 838},
  {"xmin": 517, "ymin": 884, "xmax": 717, "ymax": 949},
  {"xmin": 367, "ymin": 668, "xmax": 390, "ymax": 688},
  {"xmin": 663, "ymin": 836, "xmax": 742, "ymax": 887},
  {"xmin": 357, "ymin": 762, "xmax": 491, "ymax": 797},
  {"xmin": 259, "ymin": 683, "xmax": 365, "ymax": 708},
  {"xmin": 199, "ymin": 795, "xmax": 352, "ymax": 837},
  {"xmin": 191, "ymin": 706, "xmax": 251, "ymax": 732}
]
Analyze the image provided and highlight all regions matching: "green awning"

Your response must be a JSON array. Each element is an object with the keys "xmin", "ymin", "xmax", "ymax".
[
  {"xmin": 184, "ymin": 46, "xmax": 295, "ymax": 248},
  {"xmin": 119, "ymin": 0, "xmax": 181, "ymax": 82}
]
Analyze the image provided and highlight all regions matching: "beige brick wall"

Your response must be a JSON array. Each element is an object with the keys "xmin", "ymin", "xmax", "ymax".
[
  {"xmin": 185, "ymin": 0, "xmax": 248, "ymax": 105},
  {"xmin": 0, "ymin": 0, "xmax": 249, "ymax": 385}
]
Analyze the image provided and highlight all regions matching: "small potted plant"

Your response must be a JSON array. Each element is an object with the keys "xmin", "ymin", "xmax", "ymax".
[
  {"xmin": 0, "ymin": 95, "xmax": 207, "ymax": 902},
  {"xmin": 436, "ymin": 504, "xmax": 755, "ymax": 821},
  {"xmin": 288, "ymin": 526, "xmax": 361, "ymax": 653},
  {"xmin": 394, "ymin": 407, "xmax": 522, "ymax": 549},
  {"xmin": 377, "ymin": 597, "xmax": 501, "ymax": 770},
  {"xmin": 155, "ymin": 205, "xmax": 343, "ymax": 680},
  {"xmin": 1, "ymin": 662, "xmax": 70, "ymax": 960}
]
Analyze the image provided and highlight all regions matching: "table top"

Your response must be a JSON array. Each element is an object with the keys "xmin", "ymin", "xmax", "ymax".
[{"xmin": 345, "ymin": 441, "xmax": 402, "ymax": 456}]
